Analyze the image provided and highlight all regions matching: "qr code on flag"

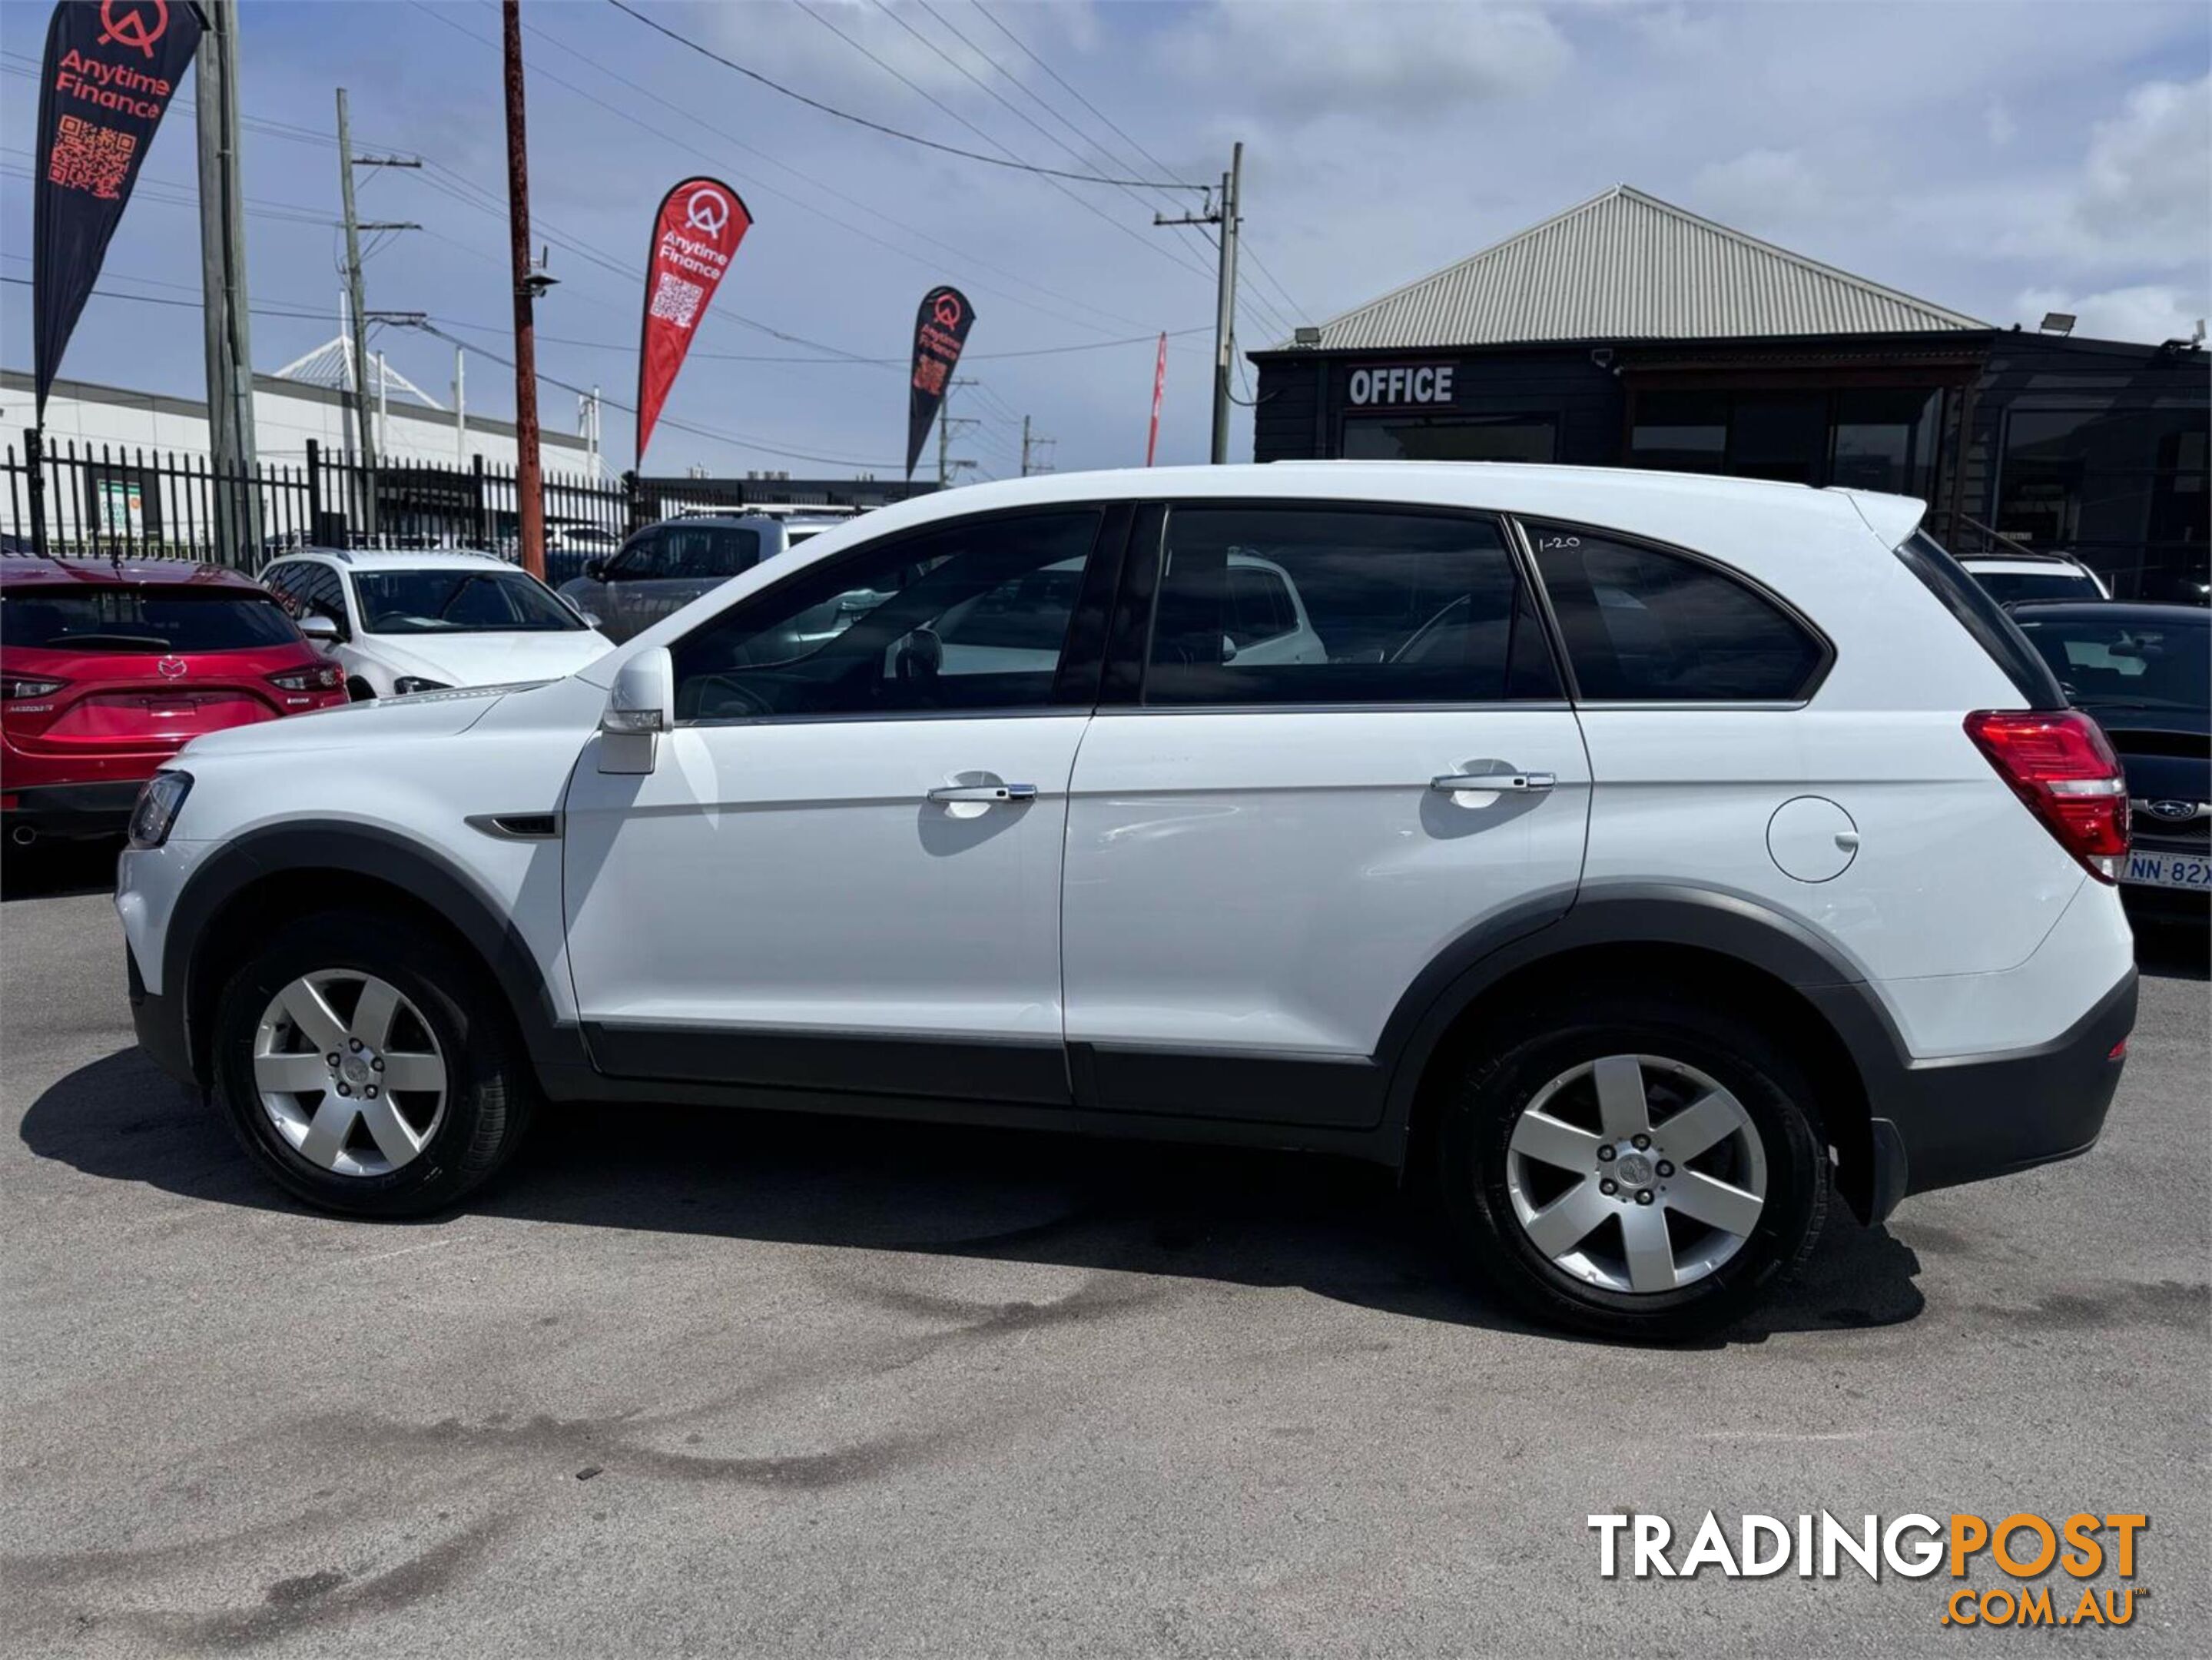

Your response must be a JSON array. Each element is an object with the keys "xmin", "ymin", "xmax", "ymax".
[
  {"xmin": 648, "ymin": 271, "xmax": 705, "ymax": 330},
  {"xmin": 47, "ymin": 115, "xmax": 138, "ymax": 201}
]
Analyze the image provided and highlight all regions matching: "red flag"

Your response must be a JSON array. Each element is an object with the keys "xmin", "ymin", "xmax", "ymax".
[
  {"xmin": 1145, "ymin": 331, "xmax": 1168, "ymax": 466},
  {"xmin": 635, "ymin": 176, "xmax": 751, "ymax": 464}
]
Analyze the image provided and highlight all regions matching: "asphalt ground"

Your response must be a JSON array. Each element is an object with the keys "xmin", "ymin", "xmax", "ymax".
[{"xmin": 3, "ymin": 838, "xmax": 2207, "ymax": 1658}]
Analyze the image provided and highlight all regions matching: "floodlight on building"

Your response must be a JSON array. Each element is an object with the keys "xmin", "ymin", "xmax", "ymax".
[
  {"xmin": 1292, "ymin": 327, "xmax": 1322, "ymax": 347},
  {"xmin": 2038, "ymin": 312, "xmax": 2077, "ymax": 336}
]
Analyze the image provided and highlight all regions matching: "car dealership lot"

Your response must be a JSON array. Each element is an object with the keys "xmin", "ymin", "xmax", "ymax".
[{"xmin": 2, "ymin": 874, "xmax": 2205, "ymax": 1658}]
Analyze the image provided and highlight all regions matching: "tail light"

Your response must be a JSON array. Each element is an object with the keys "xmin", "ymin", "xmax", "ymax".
[
  {"xmin": 267, "ymin": 662, "xmax": 343, "ymax": 693},
  {"xmin": 1964, "ymin": 709, "xmax": 2129, "ymax": 882},
  {"xmin": 3, "ymin": 676, "xmax": 66, "ymax": 700}
]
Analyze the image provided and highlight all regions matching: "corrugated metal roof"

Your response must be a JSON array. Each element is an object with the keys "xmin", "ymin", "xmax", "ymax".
[{"xmin": 1284, "ymin": 185, "xmax": 1985, "ymax": 350}]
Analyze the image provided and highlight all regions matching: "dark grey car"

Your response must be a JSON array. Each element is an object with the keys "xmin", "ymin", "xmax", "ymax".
[{"xmin": 558, "ymin": 516, "xmax": 780, "ymax": 644}]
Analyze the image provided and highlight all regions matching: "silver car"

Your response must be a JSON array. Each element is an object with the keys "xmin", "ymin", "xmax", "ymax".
[{"xmin": 557, "ymin": 514, "xmax": 794, "ymax": 644}]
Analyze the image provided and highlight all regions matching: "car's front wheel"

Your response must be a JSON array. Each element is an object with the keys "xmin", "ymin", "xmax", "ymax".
[
  {"xmin": 211, "ymin": 911, "xmax": 535, "ymax": 1217},
  {"xmin": 1434, "ymin": 990, "xmax": 1827, "ymax": 1340}
]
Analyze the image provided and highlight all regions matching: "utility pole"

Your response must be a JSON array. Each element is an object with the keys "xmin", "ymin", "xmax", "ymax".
[
  {"xmin": 502, "ymin": 0, "xmax": 546, "ymax": 579},
  {"xmin": 335, "ymin": 88, "xmax": 374, "ymax": 530},
  {"xmin": 1155, "ymin": 141, "xmax": 1241, "ymax": 463},
  {"xmin": 195, "ymin": 0, "xmax": 259, "ymax": 566},
  {"xmin": 1020, "ymin": 416, "xmax": 1056, "ymax": 477},
  {"xmin": 937, "ymin": 377, "xmax": 978, "ymax": 487},
  {"xmin": 335, "ymin": 91, "xmax": 420, "ymax": 542},
  {"xmin": 453, "ymin": 347, "xmax": 466, "ymax": 464}
]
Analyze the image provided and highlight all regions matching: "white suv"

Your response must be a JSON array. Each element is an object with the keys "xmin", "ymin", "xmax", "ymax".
[
  {"xmin": 118, "ymin": 465, "xmax": 2137, "ymax": 1338},
  {"xmin": 260, "ymin": 549, "xmax": 612, "ymax": 700}
]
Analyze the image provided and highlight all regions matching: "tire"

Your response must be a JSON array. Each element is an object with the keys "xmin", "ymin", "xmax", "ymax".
[
  {"xmin": 211, "ymin": 909, "xmax": 536, "ymax": 1217},
  {"xmin": 1433, "ymin": 989, "xmax": 1827, "ymax": 1340}
]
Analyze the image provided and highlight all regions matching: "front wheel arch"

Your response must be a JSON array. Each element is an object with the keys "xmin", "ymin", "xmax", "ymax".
[{"xmin": 168, "ymin": 827, "xmax": 578, "ymax": 1093}]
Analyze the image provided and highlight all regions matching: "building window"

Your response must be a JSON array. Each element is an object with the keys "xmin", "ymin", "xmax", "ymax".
[
  {"xmin": 1341, "ymin": 413, "xmax": 1557, "ymax": 463},
  {"xmin": 1830, "ymin": 389, "xmax": 1941, "ymax": 498},
  {"xmin": 1628, "ymin": 387, "xmax": 1942, "ymax": 495},
  {"xmin": 1997, "ymin": 406, "xmax": 2208, "ymax": 598}
]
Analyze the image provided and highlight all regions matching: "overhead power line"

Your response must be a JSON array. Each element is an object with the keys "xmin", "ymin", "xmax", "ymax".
[{"xmin": 602, "ymin": 0, "xmax": 1200, "ymax": 191}]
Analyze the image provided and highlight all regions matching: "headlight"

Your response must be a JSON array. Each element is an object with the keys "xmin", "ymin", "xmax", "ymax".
[
  {"xmin": 127, "ymin": 770, "xmax": 193, "ymax": 850},
  {"xmin": 392, "ymin": 676, "xmax": 453, "ymax": 696}
]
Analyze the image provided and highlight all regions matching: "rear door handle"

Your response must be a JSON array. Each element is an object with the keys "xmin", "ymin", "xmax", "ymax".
[
  {"xmin": 927, "ymin": 782, "xmax": 1039, "ymax": 804},
  {"xmin": 1431, "ymin": 771, "xmax": 1555, "ymax": 793}
]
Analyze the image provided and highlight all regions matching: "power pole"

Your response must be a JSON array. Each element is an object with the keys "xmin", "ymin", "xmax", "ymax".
[
  {"xmin": 335, "ymin": 88, "xmax": 374, "ymax": 530},
  {"xmin": 937, "ymin": 377, "xmax": 978, "ymax": 487},
  {"xmin": 1020, "ymin": 416, "xmax": 1056, "ymax": 477},
  {"xmin": 195, "ymin": 0, "xmax": 258, "ymax": 567},
  {"xmin": 334, "ymin": 92, "xmax": 419, "ymax": 542},
  {"xmin": 502, "ymin": 0, "xmax": 546, "ymax": 579},
  {"xmin": 1155, "ymin": 141, "xmax": 1242, "ymax": 463}
]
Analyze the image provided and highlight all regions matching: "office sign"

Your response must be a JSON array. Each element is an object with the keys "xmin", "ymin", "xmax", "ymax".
[
  {"xmin": 635, "ymin": 175, "xmax": 752, "ymax": 464},
  {"xmin": 33, "ymin": 0, "xmax": 202, "ymax": 415},
  {"xmin": 1346, "ymin": 364, "xmax": 1457, "ymax": 408}
]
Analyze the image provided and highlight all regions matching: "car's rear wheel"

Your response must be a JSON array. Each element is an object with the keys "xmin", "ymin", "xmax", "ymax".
[
  {"xmin": 211, "ymin": 911, "xmax": 534, "ymax": 1217},
  {"xmin": 1434, "ymin": 991, "xmax": 1826, "ymax": 1340}
]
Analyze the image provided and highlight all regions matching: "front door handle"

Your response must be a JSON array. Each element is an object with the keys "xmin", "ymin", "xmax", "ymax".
[
  {"xmin": 927, "ymin": 782, "xmax": 1039, "ymax": 804},
  {"xmin": 1431, "ymin": 770, "xmax": 1555, "ymax": 793}
]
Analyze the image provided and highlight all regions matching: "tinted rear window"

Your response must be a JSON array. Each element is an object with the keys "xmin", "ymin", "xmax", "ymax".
[
  {"xmin": 1893, "ymin": 532, "xmax": 2064, "ymax": 708},
  {"xmin": 1967, "ymin": 569, "xmax": 2104, "ymax": 606},
  {"xmin": 1, "ymin": 586, "xmax": 300, "ymax": 652},
  {"xmin": 1526, "ymin": 523, "xmax": 1829, "ymax": 701},
  {"xmin": 2012, "ymin": 613, "xmax": 2208, "ymax": 715}
]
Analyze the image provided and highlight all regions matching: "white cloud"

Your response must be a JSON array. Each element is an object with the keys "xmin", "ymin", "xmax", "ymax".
[
  {"xmin": 1158, "ymin": 0, "xmax": 1570, "ymax": 124},
  {"xmin": 2015, "ymin": 284, "xmax": 2207, "ymax": 345},
  {"xmin": 2074, "ymin": 73, "xmax": 2211, "ymax": 257}
]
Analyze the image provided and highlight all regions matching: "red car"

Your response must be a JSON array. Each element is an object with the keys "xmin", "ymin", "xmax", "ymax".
[{"xmin": 2, "ymin": 553, "xmax": 346, "ymax": 845}]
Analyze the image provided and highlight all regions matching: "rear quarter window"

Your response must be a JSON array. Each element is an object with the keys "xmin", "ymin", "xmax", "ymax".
[
  {"xmin": 1894, "ymin": 532, "xmax": 2064, "ymax": 708},
  {"xmin": 1524, "ymin": 522, "xmax": 1829, "ymax": 702}
]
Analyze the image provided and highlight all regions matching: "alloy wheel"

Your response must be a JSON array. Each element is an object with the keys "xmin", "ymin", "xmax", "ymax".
[
  {"xmin": 251, "ymin": 971, "xmax": 449, "ymax": 1177},
  {"xmin": 1503, "ymin": 1053, "xmax": 1768, "ymax": 1294}
]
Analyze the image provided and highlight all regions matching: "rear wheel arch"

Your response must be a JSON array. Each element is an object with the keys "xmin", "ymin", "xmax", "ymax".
[{"xmin": 1384, "ymin": 891, "xmax": 1889, "ymax": 1220}]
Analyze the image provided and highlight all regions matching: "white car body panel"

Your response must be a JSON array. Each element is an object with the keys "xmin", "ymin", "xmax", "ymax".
[
  {"xmin": 561, "ymin": 716, "xmax": 1088, "ymax": 1041},
  {"xmin": 1063, "ymin": 708, "xmax": 1591, "ymax": 1057}
]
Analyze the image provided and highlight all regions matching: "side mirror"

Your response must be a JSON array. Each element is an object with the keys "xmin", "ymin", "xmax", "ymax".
[
  {"xmin": 298, "ymin": 613, "xmax": 341, "ymax": 646},
  {"xmin": 583, "ymin": 558, "xmax": 608, "ymax": 583},
  {"xmin": 1220, "ymin": 633, "xmax": 1240, "ymax": 664},
  {"xmin": 576, "ymin": 609, "xmax": 604, "ymax": 631},
  {"xmin": 599, "ymin": 646, "xmax": 672, "ymax": 774}
]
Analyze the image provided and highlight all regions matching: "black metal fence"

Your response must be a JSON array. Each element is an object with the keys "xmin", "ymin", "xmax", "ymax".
[{"xmin": 2, "ymin": 430, "xmax": 630, "ymax": 586}]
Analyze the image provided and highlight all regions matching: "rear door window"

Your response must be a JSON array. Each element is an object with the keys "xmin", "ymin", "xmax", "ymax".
[
  {"xmin": 0, "ymin": 586, "xmax": 301, "ymax": 652},
  {"xmin": 1139, "ymin": 505, "xmax": 1560, "ymax": 706},
  {"xmin": 1525, "ymin": 522, "xmax": 1829, "ymax": 702}
]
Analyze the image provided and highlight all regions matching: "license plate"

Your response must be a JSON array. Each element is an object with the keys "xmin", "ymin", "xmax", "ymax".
[{"xmin": 2122, "ymin": 850, "xmax": 2212, "ymax": 891}]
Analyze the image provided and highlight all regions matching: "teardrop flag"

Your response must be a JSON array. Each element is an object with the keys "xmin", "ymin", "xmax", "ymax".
[
  {"xmin": 906, "ymin": 285, "xmax": 976, "ymax": 480},
  {"xmin": 635, "ymin": 176, "xmax": 751, "ymax": 465}
]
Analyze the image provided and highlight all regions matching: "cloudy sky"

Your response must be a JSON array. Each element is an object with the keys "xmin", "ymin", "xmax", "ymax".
[{"xmin": 2, "ymin": 0, "xmax": 2206, "ymax": 478}]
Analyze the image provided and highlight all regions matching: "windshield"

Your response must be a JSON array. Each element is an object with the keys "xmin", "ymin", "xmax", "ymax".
[
  {"xmin": 353, "ymin": 569, "xmax": 582, "ymax": 634},
  {"xmin": 1971, "ymin": 569, "xmax": 2104, "ymax": 606},
  {"xmin": 0, "ymin": 586, "xmax": 300, "ymax": 652},
  {"xmin": 2015, "ymin": 615, "xmax": 2210, "ymax": 713}
]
